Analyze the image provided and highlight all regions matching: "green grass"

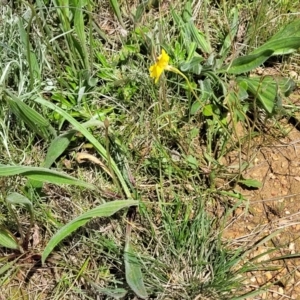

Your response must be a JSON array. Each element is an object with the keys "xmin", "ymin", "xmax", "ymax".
[{"xmin": 0, "ymin": 0, "xmax": 300, "ymax": 299}]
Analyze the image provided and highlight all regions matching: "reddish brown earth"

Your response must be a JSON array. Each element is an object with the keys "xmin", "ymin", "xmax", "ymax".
[{"xmin": 224, "ymin": 89, "xmax": 300, "ymax": 299}]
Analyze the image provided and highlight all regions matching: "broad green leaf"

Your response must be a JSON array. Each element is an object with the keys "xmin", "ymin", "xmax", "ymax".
[
  {"xmin": 44, "ymin": 130, "xmax": 76, "ymax": 168},
  {"xmin": 0, "ymin": 165, "xmax": 95, "ymax": 189},
  {"xmin": 181, "ymin": 2, "xmax": 211, "ymax": 53},
  {"xmin": 7, "ymin": 192, "xmax": 33, "ymax": 210},
  {"xmin": 124, "ymin": 242, "xmax": 148, "ymax": 299},
  {"xmin": 0, "ymin": 228, "xmax": 20, "ymax": 250},
  {"xmin": 42, "ymin": 199, "xmax": 138, "ymax": 263},
  {"xmin": 187, "ymin": 22, "xmax": 212, "ymax": 54},
  {"xmin": 226, "ymin": 50, "xmax": 273, "ymax": 74},
  {"xmin": 44, "ymin": 119, "xmax": 105, "ymax": 169},
  {"xmin": 28, "ymin": 120, "xmax": 105, "ymax": 190},
  {"xmin": 171, "ymin": 5, "xmax": 211, "ymax": 54},
  {"xmin": 134, "ymin": 2, "xmax": 146, "ymax": 23},
  {"xmin": 190, "ymin": 79, "xmax": 212, "ymax": 115},
  {"xmin": 274, "ymin": 76, "xmax": 296, "ymax": 97},
  {"xmin": 238, "ymin": 179, "xmax": 262, "ymax": 188},
  {"xmin": 185, "ymin": 155, "xmax": 198, "ymax": 169},
  {"xmin": 5, "ymin": 91, "xmax": 56, "ymax": 140},
  {"xmin": 180, "ymin": 56, "xmax": 204, "ymax": 75},
  {"xmin": 251, "ymin": 38, "xmax": 300, "ymax": 56},
  {"xmin": 190, "ymin": 101, "xmax": 201, "ymax": 116},
  {"xmin": 34, "ymin": 97, "xmax": 131, "ymax": 198},
  {"xmin": 202, "ymin": 104, "xmax": 214, "ymax": 116},
  {"xmin": 237, "ymin": 76, "xmax": 277, "ymax": 114},
  {"xmin": 268, "ymin": 18, "xmax": 300, "ymax": 41}
]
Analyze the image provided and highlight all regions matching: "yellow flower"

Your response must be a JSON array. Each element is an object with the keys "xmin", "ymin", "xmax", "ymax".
[{"xmin": 149, "ymin": 49, "xmax": 170, "ymax": 83}]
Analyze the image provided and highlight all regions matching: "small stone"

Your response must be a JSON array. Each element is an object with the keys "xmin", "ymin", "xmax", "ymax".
[
  {"xmin": 261, "ymin": 292, "xmax": 267, "ymax": 299},
  {"xmin": 289, "ymin": 71, "xmax": 298, "ymax": 80},
  {"xmin": 265, "ymin": 271, "xmax": 272, "ymax": 281},
  {"xmin": 289, "ymin": 242, "xmax": 295, "ymax": 254}
]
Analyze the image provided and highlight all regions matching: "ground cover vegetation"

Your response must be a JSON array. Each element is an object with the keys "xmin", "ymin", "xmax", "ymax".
[{"xmin": 0, "ymin": 0, "xmax": 300, "ymax": 299}]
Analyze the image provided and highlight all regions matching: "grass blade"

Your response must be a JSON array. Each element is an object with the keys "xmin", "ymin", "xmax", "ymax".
[
  {"xmin": 18, "ymin": 16, "xmax": 41, "ymax": 87},
  {"xmin": 42, "ymin": 199, "xmax": 138, "ymax": 263},
  {"xmin": 74, "ymin": 0, "xmax": 89, "ymax": 69},
  {"xmin": 34, "ymin": 97, "xmax": 131, "ymax": 198},
  {"xmin": 0, "ymin": 165, "xmax": 95, "ymax": 189},
  {"xmin": 109, "ymin": 0, "xmax": 125, "ymax": 29}
]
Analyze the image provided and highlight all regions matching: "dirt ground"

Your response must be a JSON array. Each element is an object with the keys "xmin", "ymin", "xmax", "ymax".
[{"xmin": 224, "ymin": 89, "xmax": 300, "ymax": 299}]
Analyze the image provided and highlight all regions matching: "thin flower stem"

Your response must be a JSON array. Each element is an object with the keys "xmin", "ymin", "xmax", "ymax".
[{"xmin": 167, "ymin": 66, "xmax": 203, "ymax": 111}]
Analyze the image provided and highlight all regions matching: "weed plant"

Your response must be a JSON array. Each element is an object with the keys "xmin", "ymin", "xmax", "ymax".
[{"xmin": 0, "ymin": 0, "xmax": 300, "ymax": 299}]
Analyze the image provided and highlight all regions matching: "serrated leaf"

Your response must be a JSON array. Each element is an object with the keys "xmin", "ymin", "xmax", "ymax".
[
  {"xmin": 42, "ymin": 200, "xmax": 138, "ymax": 264},
  {"xmin": 124, "ymin": 242, "xmax": 148, "ymax": 299},
  {"xmin": 0, "ymin": 165, "xmax": 95, "ymax": 189}
]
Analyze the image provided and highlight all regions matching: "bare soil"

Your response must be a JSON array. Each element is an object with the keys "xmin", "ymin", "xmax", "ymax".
[{"xmin": 224, "ymin": 89, "xmax": 300, "ymax": 299}]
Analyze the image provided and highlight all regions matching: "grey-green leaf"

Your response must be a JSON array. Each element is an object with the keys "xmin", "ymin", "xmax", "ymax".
[
  {"xmin": 226, "ymin": 50, "xmax": 273, "ymax": 74},
  {"xmin": 6, "ymin": 192, "xmax": 33, "ymax": 214},
  {"xmin": 125, "ymin": 242, "xmax": 148, "ymax": 299},
  {"xmin": 42, "ymin": 199, "xmax": 138, "ymax": 264},
  {"xmin": 268, "ymin": 18, "xmax": 300, "ymax": 41},
  {"xmin": 237, "ymin": 76, "xmax": 278, "ymax": 114},
  {"xmin": 250, "ymin": 38, "xmax": 300, "ymax": 56}
]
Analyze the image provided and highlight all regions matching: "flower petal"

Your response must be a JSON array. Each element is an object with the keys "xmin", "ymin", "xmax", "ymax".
[{"xmin": 149, "ymin": 49, "xmax": 170, "ymax": 83}]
